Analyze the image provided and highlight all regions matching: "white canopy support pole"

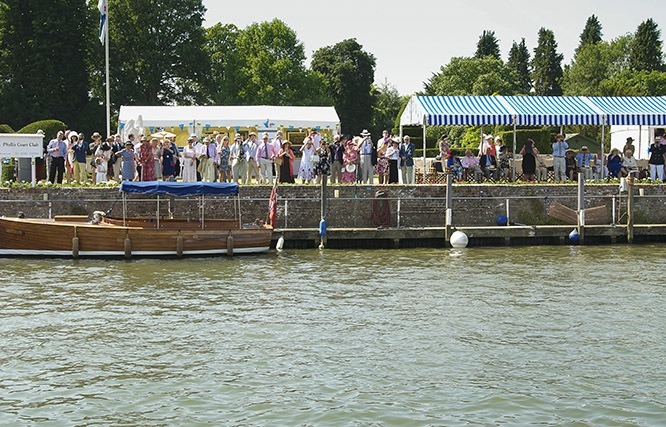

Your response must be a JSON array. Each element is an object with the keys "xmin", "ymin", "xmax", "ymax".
[
  {"xmin": 422, "ymin": 123, "xmax": 426, "ymax": 183},
  {"xmin": 512, "ymin": 117, "xmax": 517, "ymax": 182},
  {"xmin": 601, "ymin": 117, "xmax": 606, "ymax": 179},
  {"xmin": 638, "ymin": 125, "xmax": 642, "ymax": 159}
]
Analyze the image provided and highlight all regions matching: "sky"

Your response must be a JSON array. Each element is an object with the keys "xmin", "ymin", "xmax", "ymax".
[{"xmin": 203, "ymin": 0, "xmax": 666, "ymax": 96}]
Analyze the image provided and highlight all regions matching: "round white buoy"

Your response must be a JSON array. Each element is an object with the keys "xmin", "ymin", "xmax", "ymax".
[
  {"xmin": 276, "ymin": 235, "xmax": 284, "ymax": 251},
  {"xmin": 450, "ymin": 231, "xmax": 469, "ymax": 248}
]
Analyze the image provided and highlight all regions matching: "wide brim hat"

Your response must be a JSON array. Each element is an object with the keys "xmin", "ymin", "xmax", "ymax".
[
  {"xmin": 626, "ymin": 137, "xmax": 635, "ymax": 142},
  {"xmin": 345, "ymin": 164, "xmax": 356, "ymax": 172},
  {"xmin": 360, "ymin": 129, "xmax": 371, "ymax": 136}
]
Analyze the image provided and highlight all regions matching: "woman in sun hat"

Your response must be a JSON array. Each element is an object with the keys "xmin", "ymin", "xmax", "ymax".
[
  {"xmin": 342, "ymin": 137, "xmax": 360, "ymax": 183},
  {"xmin": 277, "ymin": 140, "xmax": 295, "ymax": 183},
  {"xmin": 115, "ymin": 141, "xmax": 138, "ymax": 181}
]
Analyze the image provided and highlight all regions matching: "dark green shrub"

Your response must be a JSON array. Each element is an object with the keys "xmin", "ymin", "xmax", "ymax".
[
  {"xmin": 0, "ymin": 124, "xmax": 15, "ymax": 133},
  {"xmin": 18, "ymin": 119, "xmax": 67, "ymax": 140}
]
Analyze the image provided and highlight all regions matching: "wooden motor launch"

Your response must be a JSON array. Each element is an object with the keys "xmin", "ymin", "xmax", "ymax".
[{"xmin": 0, "ymin": 182, "xmax": 273, "ymax": 258}]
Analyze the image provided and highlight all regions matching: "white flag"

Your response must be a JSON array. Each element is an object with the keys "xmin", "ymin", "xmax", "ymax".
[{"xmin": 98, "ymin": 0, "xmax": 108, "ymax": 45}]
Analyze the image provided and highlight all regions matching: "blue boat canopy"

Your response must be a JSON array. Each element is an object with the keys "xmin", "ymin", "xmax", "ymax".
[{"xmin": 120, "ymin": 181, "xmax": 240, "ymax": 197}]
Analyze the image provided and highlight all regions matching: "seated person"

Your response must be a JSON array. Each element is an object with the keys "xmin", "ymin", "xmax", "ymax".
[
  {"xmin": 607, "ymin": 148, "xmax": 626, "ymax": 178},
  {"xmin": 575, "ymin": 146, "xmax": 593, "ymax": 180},
  {"xmin": 460, "ymin": 149, "xmax": 481, "ymax": 181},
  {"xmin": 565, "ymin": 149, "xmax": 577, "ymax": 181},
  {"xmin": 622, "ymin": 149, "xmax": 639, "ymax": 175},
  {"xmin": 479, "ymin": 147, "xmax": 499, "ymax": 180},
  {"xmin": 535, "ymin": 153, "xmax": 549, "ymax": 181},
  {"xmin": 446, "ymin": 150, "xmax": 463, "ymax": 181},
  {"xmin": 498, "ymin": 145, "xmax": 512, "ymax": 180}
]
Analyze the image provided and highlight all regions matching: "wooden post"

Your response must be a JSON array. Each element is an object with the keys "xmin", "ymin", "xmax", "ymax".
[
  {"xmin": 445, "ymin": 174, "xmax": 453, "ymax": 246},
  {"xmin": 577, "ymin": 173, "xmax": 585, "ymax": 244},
  {"xmin": 627, "ymin": 177, "xmax": 634, "ymax": 243}
]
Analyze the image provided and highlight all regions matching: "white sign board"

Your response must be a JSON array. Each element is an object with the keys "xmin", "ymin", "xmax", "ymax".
[{"xmin": 0, "ymin": 134, "xmax": 44, "ymax": 158}]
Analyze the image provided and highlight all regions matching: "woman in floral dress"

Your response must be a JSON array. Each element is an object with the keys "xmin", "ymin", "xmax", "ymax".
[
  {"xmin": 217, "ymin": 136, "xmax": 231, "ymax": 182},
  {"xmin": 342, "ymin": 138, "xmax": 359, "ymax": 183}
]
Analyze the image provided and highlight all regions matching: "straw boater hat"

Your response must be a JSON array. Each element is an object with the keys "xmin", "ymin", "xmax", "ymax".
[
  {"xmin": 360, "ymin": 129, "xmax": 371, "ymax": 137},
  {"xmin": 392, "ymin": 136, "xmax": 401, "ymax": 144}
]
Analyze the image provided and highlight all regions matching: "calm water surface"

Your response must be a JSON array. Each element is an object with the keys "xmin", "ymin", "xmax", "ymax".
[{"xmin": 0, "ymin": 245, "xmax": 664, "ymax": 426}]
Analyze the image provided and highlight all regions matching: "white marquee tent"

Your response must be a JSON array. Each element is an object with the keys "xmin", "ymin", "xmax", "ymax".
[{"xmin": 118, "ymin": 105, "xmax": 341, "ymax": 137}]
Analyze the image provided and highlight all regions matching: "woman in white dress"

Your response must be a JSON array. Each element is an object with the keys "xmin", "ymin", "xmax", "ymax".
[
  {"xmin": 181, "ymin": 139, "xmax": 197, "ymax": 182},
  {"xmin": 298, "ymin": 140, "xmax": 315, "ymax": 183},
  {"xmin": 94, "ymin": 142, "xmax": 112, "ymax": 183}
]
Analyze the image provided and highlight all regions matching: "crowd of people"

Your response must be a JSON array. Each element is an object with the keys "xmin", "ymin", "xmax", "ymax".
[
  {"xmin": 43, "ymin": 128, "xmax": 416, "ymax": 185},
  {"xmin": 437, "ymin": 132, "xmax": 666, "ymax": 183},
  {"xmin": 42, "ymin": 128, "xmax": 666, "ymax": 185}
]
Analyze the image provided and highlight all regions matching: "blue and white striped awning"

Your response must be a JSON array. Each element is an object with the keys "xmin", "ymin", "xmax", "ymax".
[
  {"xmin": 586, "ymin": 96, "xmax": 666, "ymax": 126},
  {"xmin": 401, "ymin": 96, "xmax": 514, "ymax": 126},
  {"xmin": 503, "ymin": 96, "xmax": 603, "ymax": 126},
  {"xmin": 399, "ymin": 95, "xmax": 666, "ymax": 127}
]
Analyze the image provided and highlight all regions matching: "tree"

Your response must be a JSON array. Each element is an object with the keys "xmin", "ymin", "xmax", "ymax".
[
  {"xmin": 203, "ymin": 23, "xmax": 244, "ymax": 105},
  {"xmin": 629, "ymin": 18, "xmax": 664, "ymax": 72},
  {"xmin": 204, "ymin": 19, "xmax": 329, "ymax": 106},
  {"xmin": 103, "ymin": 0, "xmax": 209, "ymax": 110},
  {"xmin": 475, "ymin": 30, "xmax": 500, "ymax": 60},
  {"xmin": 563, "ymin": 35, "xmax": 632, "ymax": 96},
  {"xmin": 424, "ymin": 56, "xmax": 517, "ymax": 96},
  {"xmin": 370, "ymin": 80, "xmax": 402, "ymax": 135},
  {"xmin": 578, "ymin": 14, "xmax": 603, "ymax": 51},
  {"xmin": 531, "ymin": 27, "xmax": 564, "ymax": 95},
  {"xmin": 311, "ymin": 39, "xmax": 376, "ymax": 135},
  {"xmin": 507, "ymin": 38, "xmax": 532, "ymax": 94},
  {"xmin": 0, "ymin": 0, "xmax": 92, "ymax": 130}
]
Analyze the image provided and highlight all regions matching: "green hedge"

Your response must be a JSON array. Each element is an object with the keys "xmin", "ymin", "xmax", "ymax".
[
  {"xmin": 0, "ymin": 124, "xmax": 15, "ymax": 133},
  {"xmin": 18, "ymin": 119, "xmax": 67, "ymax": 140}
]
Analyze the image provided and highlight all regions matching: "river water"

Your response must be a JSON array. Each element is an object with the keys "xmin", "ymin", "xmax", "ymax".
[{"xmin": 0, "ymin": 245, "xmax": 664, "ymax": 426}]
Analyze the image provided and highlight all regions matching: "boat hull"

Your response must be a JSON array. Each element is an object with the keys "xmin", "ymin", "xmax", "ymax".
[{"xmin": 0, "ymin": 217, "xmax": 272, "ymax": 257}]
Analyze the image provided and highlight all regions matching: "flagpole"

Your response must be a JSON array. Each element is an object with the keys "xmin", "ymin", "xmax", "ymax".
[{"xmin": 104, "ymin": 10, "xmax": 110, "ymax": 138}]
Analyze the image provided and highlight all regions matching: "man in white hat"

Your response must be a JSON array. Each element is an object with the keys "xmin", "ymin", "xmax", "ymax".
[
  {"xmin": 257, "ymin": 132, "xmax": 275, "ymax": 185},
  {"xmin": 244, "ymin": 132, "xmax": 260, "ymax": 184},
  {"xmin": 358, "ymin": 129, "xmax": 374, "ymax": 184},
  {"xmin": 230, "ymin": 134, "xmax": 247, "ymax": 184},
  {"xmin": 400, "ymin": 135, "xmax": 415, "ymax": 184}
]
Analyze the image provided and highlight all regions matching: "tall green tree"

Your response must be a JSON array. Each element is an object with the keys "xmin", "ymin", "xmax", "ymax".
[
  {"xmin": 629, "ymin": 18, "xmax": 664, "ymax": 71},
  {"xmin": 563, "ymin": 35, "xmax": 632, "ymax": 95},
  {"xmin": 102, "ymin": 0, "xmax": 209, "ymax": 110},
  {"xmin": 531, "ymin": 27, "xmax": 564, "ymax": 95},
  {"xmin": 311, "ymin": 38, "xmax": 376, "ymax": 135},
  {"xmin": 578, "ymin": 14, "xmax": 603, "ymax": 51},
  {"xmin": 204, "ymin": 20, "xmax": 329, "ymax": 106},
  {"xmin": 203, "ymin": 23, "xmax": 244, "ymax": 105},
  {"xmin": 475, "ymin": 30, "xmax": 500, "ymax": 60},
  {"xmin": 424, "ymin": 56, "xmax": 517, "ymax": 96},
  {"xmin": 234, "ymin": 19, "xmax": 326, "ymax": 105},
  {"xmin": 507, "ymin": 38, "xmax": 532, "ymax": 94},
  {"xmin": 370, "ymin": 80, "xmax": 402, "ymax": 135},
  {"xmin": 0, "ymin": 0, "xmax": 92, "ymax": 130}
]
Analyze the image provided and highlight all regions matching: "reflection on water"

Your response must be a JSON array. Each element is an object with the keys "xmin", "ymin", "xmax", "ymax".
[{"xmin": 0, "ymin": 245, "xmax": 664, "ymax": 426}]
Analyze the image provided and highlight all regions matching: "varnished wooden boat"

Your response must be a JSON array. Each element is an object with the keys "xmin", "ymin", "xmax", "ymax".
[{"xmin": 0, "ymin": 182, "xmax": 273, "ymax": 257}]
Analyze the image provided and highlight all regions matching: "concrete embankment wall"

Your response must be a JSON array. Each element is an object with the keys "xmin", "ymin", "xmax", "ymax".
[{"xmin": 1, "ymin": 184, "xmax": 665, "ymax": 228}]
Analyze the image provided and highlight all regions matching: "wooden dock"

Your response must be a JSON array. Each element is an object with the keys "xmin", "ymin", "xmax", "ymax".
[{"xmin": 272, "ymin": 225, "xmax": 666, "ymax": 249}]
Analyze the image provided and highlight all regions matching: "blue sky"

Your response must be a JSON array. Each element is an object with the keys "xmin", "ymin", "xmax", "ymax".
[{"xmin": 203, "ymin": 0, "xmax": 666, "ymax": 95}]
